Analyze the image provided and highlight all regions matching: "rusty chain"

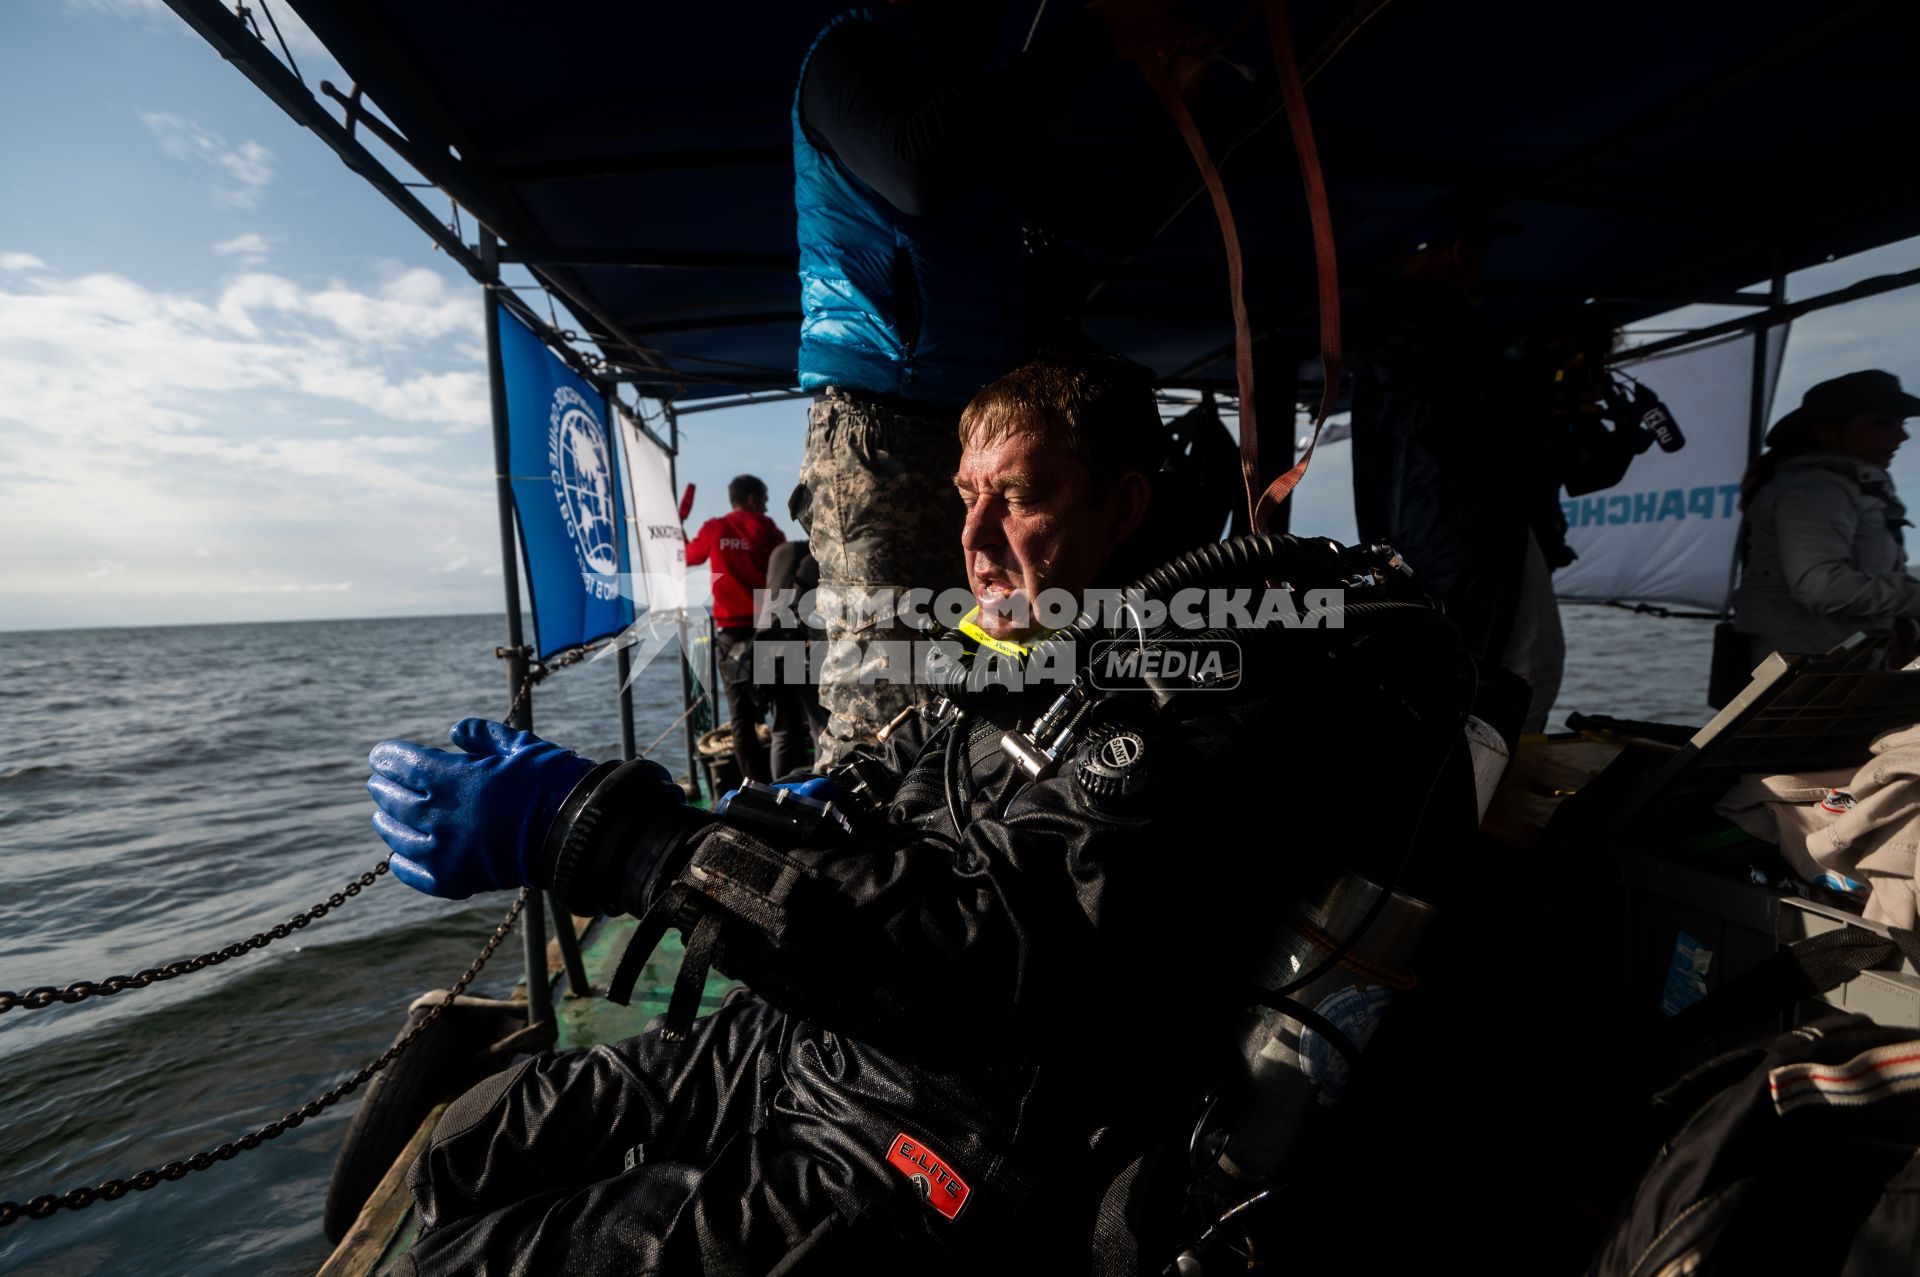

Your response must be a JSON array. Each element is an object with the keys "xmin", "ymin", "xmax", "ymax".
[
  {"xmin": 497, "ymin": 639, "xmax": 603, "ymax": 729},
  {"xmin": 499, "ymin": 649, "xmax": 540, "ymax": 727},
  {"xmin": 3, "ymin": 653, "xmax": 575, "ymax": 1017},
  {"xmin": 0, "ymin": 861, "xmax": 393, "ymax": 1014},
  {"xmin": 0, "ymin": 889, "xmax": 528, "ymax": 1228},
  {"xmin": 0, "ymin": 660, "xmax": 566, "ymax": 1226}
]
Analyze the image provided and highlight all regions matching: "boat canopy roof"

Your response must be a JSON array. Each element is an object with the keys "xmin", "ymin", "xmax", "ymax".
[{"xmin": 266, "ymin": 0, "xmax": 1919, "ymax": 402}]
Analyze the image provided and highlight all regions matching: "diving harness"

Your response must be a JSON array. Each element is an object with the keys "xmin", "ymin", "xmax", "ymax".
[
  {"xmin": 886, "ymin": 532, "xmax": 1477, "ymax": 1273},
  {"xmin": 538, "ymin": 532, "xmax": 1495, "ymax": 1275}
]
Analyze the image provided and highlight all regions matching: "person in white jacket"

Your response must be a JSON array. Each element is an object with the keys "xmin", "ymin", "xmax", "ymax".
[{"xmin": 1733, "ymin": 370, "xmax": 1920, "ymax": 662}]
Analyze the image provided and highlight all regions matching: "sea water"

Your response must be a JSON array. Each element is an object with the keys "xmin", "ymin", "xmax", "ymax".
[
  {"xmin": 0, "ymin": 607, "xmax": 1712, "ymax": 1276},
  {"xmin": 0, "ymin": 615, "xmax": 686, "ymax": 1277}
]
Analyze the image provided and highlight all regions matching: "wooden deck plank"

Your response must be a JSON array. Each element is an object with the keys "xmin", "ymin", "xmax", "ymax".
[{"xmin": 316, "ymin": 1102, "xmax": 446, "ymax": 1277}]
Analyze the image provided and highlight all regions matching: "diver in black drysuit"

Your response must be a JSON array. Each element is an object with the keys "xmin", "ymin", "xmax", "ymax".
[
  {"xmin": 370, "ymin": 362, "xmax": 1473, "ymax": 1275},
  {"xmin": 386, "ymin": 633, "xmax": 1467, "ymax": 1274}
]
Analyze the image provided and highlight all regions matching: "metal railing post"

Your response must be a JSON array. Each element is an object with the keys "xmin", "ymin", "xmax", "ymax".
[
  {"xmin": 666, "ymin": 403, "xmax": 706, "ymax": 798},
  {"xmin": 481, "ymin": 231, "xmax": 553, "ymax": 1030}
]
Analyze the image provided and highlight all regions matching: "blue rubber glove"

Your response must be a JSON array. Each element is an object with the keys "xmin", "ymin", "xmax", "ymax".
[
  {"xmin": 367, "ymin": 718, "xmax": 596, "ymax": 899},
  {"xmin": 716, "ymin": 775, "xmax": 841, "ymax": 812}
]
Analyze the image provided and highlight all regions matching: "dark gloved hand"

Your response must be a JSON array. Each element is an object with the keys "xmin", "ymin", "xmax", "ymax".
[{"xmin": 367, "ymin": 718, "xmax": 595, "ymax": 899}]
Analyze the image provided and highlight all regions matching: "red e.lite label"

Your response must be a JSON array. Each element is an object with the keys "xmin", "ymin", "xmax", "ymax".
[{"xmin": 885, "ymin": 1131, "xmax": 971, "ymax": 1220}]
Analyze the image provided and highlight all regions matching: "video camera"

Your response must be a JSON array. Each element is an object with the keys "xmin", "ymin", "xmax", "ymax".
[
  {"xmin": 1557, "ymin": 365, "xmax": 1686, "ymax": 498},
  {"xmin": 1532, "ymin": 311, "xmax": 1684, "ymax": 456},
  {"xmin": 1602, "ymin": 370, "xmax": 1685, "ymax": 453}
]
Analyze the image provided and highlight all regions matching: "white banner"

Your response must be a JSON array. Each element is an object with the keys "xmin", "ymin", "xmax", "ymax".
[
  {"xmin": 617, "ymin": 407, "xmax": 689, "ymax": 613},
  {"xmin": 1552, "ymin": 326, "xmax": 1788, "ymax": 611}
]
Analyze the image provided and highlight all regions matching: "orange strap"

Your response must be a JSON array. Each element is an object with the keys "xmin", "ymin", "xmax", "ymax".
[
  {"xmin": 1254, "ymin": 0, "xmax": 1342, "ymax": 530},
  {"xmin": 1136, "ymin": 54, "xmax": 1261, "ymax": 527},
  {"xmin": 1136, "ymin": 0, "xmax": 1341, "ymax": 534}
]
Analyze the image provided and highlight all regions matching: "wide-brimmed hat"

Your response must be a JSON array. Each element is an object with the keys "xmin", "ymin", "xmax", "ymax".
[{"xmin": 1765, "ymin": 370, "xmax": 1920, "ymax": 447}]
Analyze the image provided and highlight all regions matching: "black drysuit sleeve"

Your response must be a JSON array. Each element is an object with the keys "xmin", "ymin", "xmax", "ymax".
[
  {"xmin": 651, "ymin": 699, "xmax": 1324, "ymax": 1067},
  {"xmin": 798, "ymin": 13, "xmax": 1113, "ymax": 217}
]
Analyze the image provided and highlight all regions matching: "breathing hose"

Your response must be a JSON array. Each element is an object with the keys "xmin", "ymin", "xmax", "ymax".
[{"xmin": 925, "ymin": 533, "xmax": 1440, "ymax": 696}]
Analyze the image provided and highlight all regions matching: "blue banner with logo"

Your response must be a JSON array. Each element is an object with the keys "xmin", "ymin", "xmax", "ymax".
[{"xmin": 495, "ymin": 304, "xmax": 633, "ymax": 658}]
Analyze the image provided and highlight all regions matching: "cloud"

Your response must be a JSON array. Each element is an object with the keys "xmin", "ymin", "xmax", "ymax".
[
  {"xmin": 0, "ymin": 264, "xmax": 487, "ymax": 432},
  {"xmin": 1, "ymin": 252, "xmax": 48, "ymax": 273},
  {"xmin": 212, "ymin": 232, "xmax": 272, "ymax": 264},
  {"xmin": 303, "ymin": 270, "xmax": 482, "ymax": 344},
  {"xmin": 62, "ymin": 0, "xmax": 168, "ymax": 14},
  {"xmin": 142, "ymin": 112, "xmax": 274, "ymax": 210},
  {"xmin": 0, "ymin": 258, "xmax": 502, "ymax": 627},
  {"xmin": 237, "ymin": 580, "xmax": 354, "ymax": 594},
  {"xmin": 213, "ymin": 267, "xmax": 482, "ymax": 352}
]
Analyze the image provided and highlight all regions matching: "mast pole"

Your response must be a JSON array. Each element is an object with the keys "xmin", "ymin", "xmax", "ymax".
[
  {"xmin": 481, "ymin": 230, "xmax": 552, "ymax": 1030},
  {"xmin": 666, "ymin": 402, "xmax": 705, "ymax": 798},
  {"xmin": 613, "ymin": 395, "xmax": 639, "ymax": 763},
  {"xmin": 1718, "ymin": 257, "xmax": 1791, "ymax": 642},
  {"xmin": 615, "ymin": 638, "xmax": 639, "ymax": 760},
  {"xmin": 1748, "ymin": 258, "xmax": 1788, "ymax": 461}
]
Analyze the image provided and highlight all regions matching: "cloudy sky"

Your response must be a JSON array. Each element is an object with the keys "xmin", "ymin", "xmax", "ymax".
[
  {"xmin": 2, "ymin": 1, "xmax": 1917, "ymax": 631},
  {"xmin": 0, "ymin": 0, "xmax": 800, "ymax": 632}
]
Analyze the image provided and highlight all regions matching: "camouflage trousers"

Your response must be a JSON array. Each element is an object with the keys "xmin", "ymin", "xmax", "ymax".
[{"xmin": 790, "ymin": 388, "xmax": 966, "ymax": 765}]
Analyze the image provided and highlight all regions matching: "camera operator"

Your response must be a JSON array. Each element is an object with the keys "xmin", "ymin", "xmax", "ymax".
[
  {"xmin": 1519, "ymin": 306, "xmax": 1685, "ymax": 570},
  {"xmin": 1351, "ymin": 197, "xmax": 1639, "ymax": 734},
  {"xmin": 1492, "ymin": 308, "xmax": 1682, "ymax": 730}
]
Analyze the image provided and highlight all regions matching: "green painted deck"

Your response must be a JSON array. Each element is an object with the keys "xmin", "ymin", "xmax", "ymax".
[{"xmin": 555, "ymin": 917, "xmax": 739, "ymax": 1052}]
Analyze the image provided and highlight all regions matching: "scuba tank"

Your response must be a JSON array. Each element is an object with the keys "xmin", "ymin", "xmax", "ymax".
[{"xmin": 1205, "ymin": 872, "xmax": 1436, "ymax": 1189}]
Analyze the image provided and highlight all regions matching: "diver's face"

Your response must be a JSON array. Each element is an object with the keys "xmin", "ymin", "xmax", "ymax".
[
  {"xmin": 956, "ymin": 431, "xmax": 1119, "ymax": 641},
  {"xmin": 1822, "ymin": 412, "xmax": 1910, "ymax": 469}
]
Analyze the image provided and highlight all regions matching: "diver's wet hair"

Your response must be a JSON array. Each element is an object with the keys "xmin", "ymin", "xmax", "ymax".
[{"xmin": 958, "ymin": 355, "xmax": 1165, "ymax": 491}]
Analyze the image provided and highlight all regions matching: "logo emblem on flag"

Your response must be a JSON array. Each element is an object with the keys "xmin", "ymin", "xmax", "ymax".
[{"xmin": 548, "ymin": 385, "xmax": 620, "ymax": 600}]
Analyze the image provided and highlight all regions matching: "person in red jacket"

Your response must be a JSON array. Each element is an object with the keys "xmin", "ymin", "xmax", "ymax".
[{"xmin": 686, "ymin": 475, "xmax": 786, "ymax": 783}]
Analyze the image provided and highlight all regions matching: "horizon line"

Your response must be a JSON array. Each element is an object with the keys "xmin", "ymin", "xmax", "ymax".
[{"xmin": 0, "ymin": 608, "xmax": 522, "ymax": 638}]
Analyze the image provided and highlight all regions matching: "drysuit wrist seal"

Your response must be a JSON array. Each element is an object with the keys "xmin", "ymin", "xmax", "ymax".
[{"xmin": 539, "ymin": 760, "xmax": 713, "ymax": 918}]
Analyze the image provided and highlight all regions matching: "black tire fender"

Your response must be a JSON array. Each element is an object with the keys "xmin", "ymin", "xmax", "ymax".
[{"xmin": 322, "ymin": 996, "xmax": 527, "ymax": 1243}]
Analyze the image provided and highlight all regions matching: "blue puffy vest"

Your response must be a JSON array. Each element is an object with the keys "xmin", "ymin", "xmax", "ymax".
[{"xmin": 793, "ymin": 9, "xmax": 1022, "ymax": 413}]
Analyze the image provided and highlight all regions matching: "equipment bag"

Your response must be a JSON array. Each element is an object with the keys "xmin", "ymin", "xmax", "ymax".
[
  {"xmin": 1590, "ymin": 1013, "xmax": 1920, "ymax": 1276},
  {"xmin": 1589, "ymin": 921, "xmax": 1920, "ymax": 1276}
]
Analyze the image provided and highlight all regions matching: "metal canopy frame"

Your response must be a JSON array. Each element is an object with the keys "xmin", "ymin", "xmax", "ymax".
[
  {"xmin": 169, "ymin": 0, "xmax": 1920, "ymax": 408},
  {"xmin": 163, "ymin": 0, "xmax": 1920, "ymax": 510},
  {"xmin": 163, "ymin": 0, "xmax": 721, "ymax": 1023}
]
